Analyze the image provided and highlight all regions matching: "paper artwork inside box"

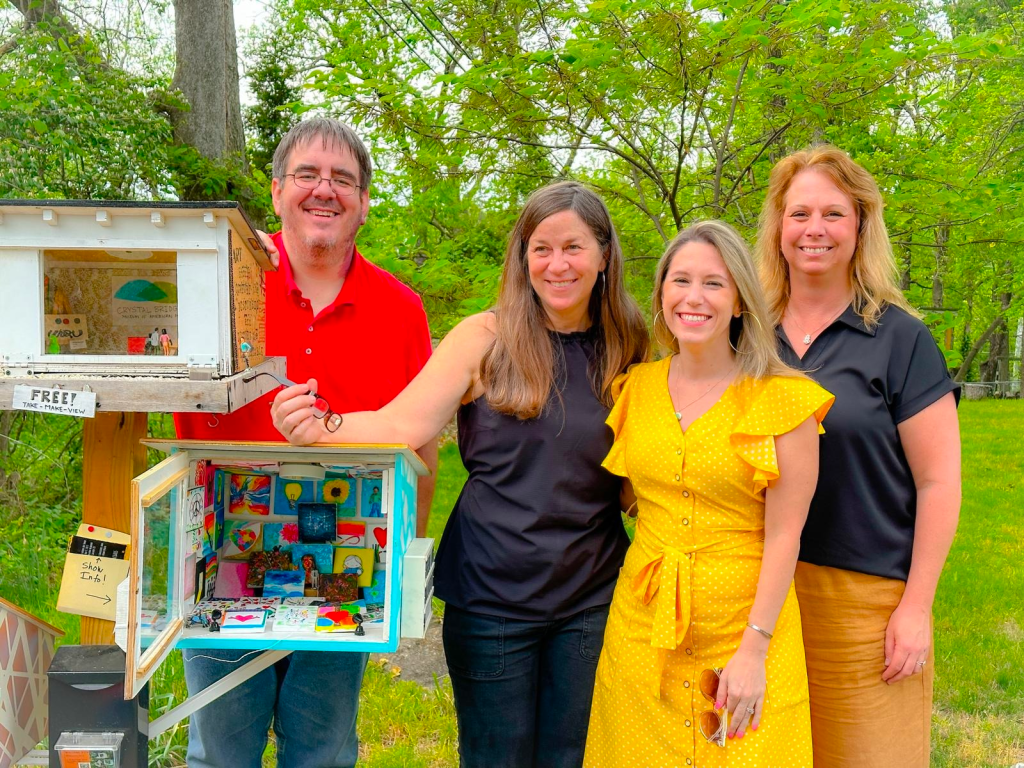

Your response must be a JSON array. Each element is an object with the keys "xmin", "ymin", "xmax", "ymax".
[
  {"xmin": 246, "ymin": 547, "xmax": 295, "ymax": 589},
  {"xmin": 222, "ymin": 609, "xmax": 268, "ymax": 632},
  {"xmin": 369, "ymin": 524, "xmax": 388, "ymax": 564},
  {"xmin": 263, "ymin": 522, "xmax": 299, "ymax": 551},
  {"xmin": 361, "ymin": 479, "xmax": 384, "ymax": 517},
  {"xmin": 318, "ymin": 572, "xmax": 358, "ymax": 603},
  {"xmin": 336, "ymin": 520, "xmax": 366, "ymax": 547},
  {"xmin": 333, "ymin": 547, "xmax": 373, "ymax": 587},
  {"xmin": 290, "ymin": 543, "xmax": 333, "ymax": 575},
  {"xmin": 236, "ymin": 597, "xmax": 281, "ymax": 617},
  {"xmin": 263, "ymin": 569, "xmax": 305, "ymax": 599},
  {"xmin": 223, "ymin": 520, "xmax": 263, "ymax": 559},
  {"xmin": 229, "ymin": 472, "xmax": 272, "ymax": 516},
  {"xmin": 272, "ymin": 604, "xmax": 319, "ymax": 632},
  {"xmin": 297, "ymin": 502, "xmax": 337, "ymax": 542},
  {"xmin": 213, "ymin": 561, "xmax": 252, "ymax": 599},
  {"xmin": 275, "ymin": 478, "xmax": 315, "ymax": 514},
  {"xmin": 315, "ymin": 601, "xmax": 366, "ymax": 633},
  {"xmin": 321, "ymin": 476, "xmax": 355, "ymax": 508},
  {"xmin": 364, "ymin": 571, "xmax": 386, "ymax": 606}
]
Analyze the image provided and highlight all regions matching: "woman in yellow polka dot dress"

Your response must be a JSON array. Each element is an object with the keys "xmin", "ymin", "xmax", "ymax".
[{"xmin": 584, "ymin": 221, "xmax": 833, "ymax": 768}]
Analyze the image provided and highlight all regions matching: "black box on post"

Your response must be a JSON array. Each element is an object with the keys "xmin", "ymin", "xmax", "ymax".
[{"xmin": 47, "ymin": 645, "xmax": 148, "ymax": 768}]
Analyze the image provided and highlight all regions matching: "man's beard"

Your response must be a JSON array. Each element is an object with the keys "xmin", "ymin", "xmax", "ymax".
[{"xmin": 303, "ymin": 233, "xmax": 340, "ymax": 265}]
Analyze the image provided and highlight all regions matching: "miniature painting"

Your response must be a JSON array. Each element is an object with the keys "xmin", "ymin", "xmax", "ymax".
[
  {"xmin": 271, "ymin": 604, "xmax": 319, "ymax": 632},
  {"xmin": 361, "ymin": 478, "xmax": 384, "ymax": 517},
  {"xmin": 364, "ymin": 571, "xmax": 386, "ymax": 606},
  {"xmin": 275, "ymin": 478, "xmax": 315, "ymax": 514},
  {"xmin": 318, "ymin": 573, "xmax": 358, "ymax": 603},
  {"xmin": 321, "ymin": 475, "xmax": 355, "ymax": 509},
  {"xmin": 262, "ymin": 569, "xmax": 306, "ymax": 599},
  {"xmin": 289, "ymin": 543, "xmax": 334, "ymax": 575},
  {"xmin": 221, "ymin": 609, "xmax": 268, "ymax": 632},
  {"xmin": 332, "ymin": 547, "xmax": 374, "ymax": 587},
  {"xmin": 369, "ymin": 524, "xmax": 389, "ymax": 565},
  {"xmin": 235, "ymin": 597, "xmax": 281, "ymax": 617},
  {"xmin": 246, "ymin": 547, "xmax": 294, "ymax": 589},
  {"xmin": 315, "ymin": 601, "xmax": 366, "ymax": 633},
  {"xmin": 229, "ymin": 472, "xmax": 272, "ymax": 516},
  {"xmin": 297, "ymin": 502, "xmax": 337, "ymax": 543},
  {"xmin": 336, "ymin": 520, "xmax": 366, "ymax": 547},
  {"xmin": 222, "ymin": 521, "xmax": 263, "ymax": 559},
  {"xmin": 263, "ymin": 522, "xmax": 299, "ymax": 552},
  {"xmin": 213, "ymin": 561, "xmax": 252, "ymax": 599}
]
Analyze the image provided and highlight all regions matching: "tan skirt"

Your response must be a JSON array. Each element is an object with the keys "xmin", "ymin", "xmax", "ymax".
[{"xmin": 794, "ymin": 561, "xmax": 933, "ymax": 768}]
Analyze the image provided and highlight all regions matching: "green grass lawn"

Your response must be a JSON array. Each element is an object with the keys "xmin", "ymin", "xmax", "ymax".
[{"xmin": 3, "ymin": 403, "xmax": 1021, "ymax": 766}]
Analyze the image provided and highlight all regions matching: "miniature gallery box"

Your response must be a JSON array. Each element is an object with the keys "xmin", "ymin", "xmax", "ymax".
[
  {"xmin": 119, "ymin": 439, "xmax": 430, "ymax": 700},
  {"xmin": 0, "ymin": 200, "xmax": 284, "ymax": 413}
]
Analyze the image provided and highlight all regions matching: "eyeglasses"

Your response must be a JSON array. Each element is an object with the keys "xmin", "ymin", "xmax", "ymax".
[
  {"xmin": 699, "ymin": 668, "xmax": 727, "ymax": 747},
  {"xmin": 242, "ymin": 369, "xmax": 344, "ymax": 433},
  {"xmin": 284, "ymin": 172, "xmax": 361, "ymax": 196}
]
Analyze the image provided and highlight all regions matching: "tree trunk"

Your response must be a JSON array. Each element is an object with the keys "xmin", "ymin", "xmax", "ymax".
[{"xmin": 170, "ymin": 0, "xmax": 246, "ymax": 169}]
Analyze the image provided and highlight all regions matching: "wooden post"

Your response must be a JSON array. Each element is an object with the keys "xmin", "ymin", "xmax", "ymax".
[{"xmin": 79, "ymin": 411, "xmax": 148, "ymax": 644}]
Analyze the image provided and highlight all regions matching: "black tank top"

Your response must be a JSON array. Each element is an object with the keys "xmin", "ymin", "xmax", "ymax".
[{"xmin": 433, "ymin": 329, "xmax": 629, "ymax": 620}]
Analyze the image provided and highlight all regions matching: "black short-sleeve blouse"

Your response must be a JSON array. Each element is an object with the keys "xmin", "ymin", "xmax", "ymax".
[{"xmin": 777, "ymin": 304, "xmax": 960, "ymax": 581}]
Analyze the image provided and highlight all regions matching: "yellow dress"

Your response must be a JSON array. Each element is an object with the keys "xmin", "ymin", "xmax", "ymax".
[{"xmin": 584, "ymin": 357, "xmax": 833, "ymax": 768}]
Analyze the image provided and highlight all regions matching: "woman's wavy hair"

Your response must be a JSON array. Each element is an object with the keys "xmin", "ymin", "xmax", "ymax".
[
  {"xmin": 481, "ymin": 181, "xmax": 650, "ymax": 418},
  {"xmin": 756, "ymin": 145, "xmax": 915, "ymax": 328},
  {"xmin": 652, "ymin": 220, "xmax": 803, "ymax": 381}
]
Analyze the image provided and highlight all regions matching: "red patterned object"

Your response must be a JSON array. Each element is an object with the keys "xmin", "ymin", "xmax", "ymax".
[{"xmin": 0, "ymin": 598, "xmax": 63, "ymax": 768}]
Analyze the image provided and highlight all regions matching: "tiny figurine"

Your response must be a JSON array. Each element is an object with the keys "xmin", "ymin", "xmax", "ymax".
[
  {"xmin": 209, "ymin": 608, "xmax": 223, "ymax": 633},
  {"xmin": 301, "ymin": 553, "xmax": 320, "ymax": 594},
  {"xmin": 353, "ymin": 612, "xmax": 365, "ymax": 637}
]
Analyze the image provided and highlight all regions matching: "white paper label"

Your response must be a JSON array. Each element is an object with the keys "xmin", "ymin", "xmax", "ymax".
[
  {"xmin": 11, "ymin": 385, "xmax": 97, "ymax": 418},
  {"xmin": 114, "ymin": 577, "xmax": 130, "ymax": 654}
]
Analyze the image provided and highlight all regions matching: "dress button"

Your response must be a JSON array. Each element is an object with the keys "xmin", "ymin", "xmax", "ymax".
[
  {"xmin": 305, "ymin": 348, "xmax": 312, "ymax": 355},
  {"xmin": 676, "ymin": 448, "xmax": 681, "ymax": 455},
  {"xmin": 674, "ymin": 474, "xmax": 680, "ymax": 481},
  {"xmin": 682, "ymin": 490, "xmax": 690, "ymax": 497},
  {"xmin": 683, "ymin": 680, "xmax": 690, "ymax": 688},
  {"xmin": 685, "ymin": 719, "xmax": 691, "ymax": 727},
  {"xmin": 682, "ymin": 518, "xmax": 689, "ymax": 526},
  {"xmin": 687, "ymin": 760, "xmax": 692, "ymax": 766},
  {"xmin": 685, "ymin": 648, "xmax": 692, "ymax": 655}
]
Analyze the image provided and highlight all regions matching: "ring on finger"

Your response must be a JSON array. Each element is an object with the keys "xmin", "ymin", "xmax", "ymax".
[
  {"xmin": 916, "ymin": 660, "xmax": 926, "ymax": 667},
  {"xmin": 745, "ymin": 706, "xmax": 755, "ymax": 714}
]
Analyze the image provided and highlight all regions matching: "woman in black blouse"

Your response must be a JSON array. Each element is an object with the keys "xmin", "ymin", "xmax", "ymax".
[
  {"xmin": 755, "ymin": 145, "xmax": 960, "ymax": 767},
  {"xmin": 273, "ymin": 181, "xmax": 649, "ymax": 767}
]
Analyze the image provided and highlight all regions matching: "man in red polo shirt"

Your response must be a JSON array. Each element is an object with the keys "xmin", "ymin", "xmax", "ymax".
[{"xmin": 174, "ymin": 117, "xmax": 437, "ymax": 768}]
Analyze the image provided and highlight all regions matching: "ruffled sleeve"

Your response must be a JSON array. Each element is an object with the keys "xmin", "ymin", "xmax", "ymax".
[
  {"xmin": 730, "ymin": 376, "xmax": 835, "ymax": 493},
  {"xmin": 601, "ymin": 365, "xmax": 641, "ymax": 477}
]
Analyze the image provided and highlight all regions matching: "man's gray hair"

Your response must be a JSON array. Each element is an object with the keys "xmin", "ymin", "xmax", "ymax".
[{"xmin": 272, "ymin": 117, "xmax": 373, "ymax": 189}]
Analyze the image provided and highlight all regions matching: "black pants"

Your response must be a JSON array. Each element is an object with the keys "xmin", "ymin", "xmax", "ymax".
[{"xmin": 442, "ymin": 603, "xmax": 610, "ymax": 768}]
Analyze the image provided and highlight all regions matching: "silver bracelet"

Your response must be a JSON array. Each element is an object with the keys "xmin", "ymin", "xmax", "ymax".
[{"xmin": 746, "ymin": 622, "xmax": 774, "ymax": 640}]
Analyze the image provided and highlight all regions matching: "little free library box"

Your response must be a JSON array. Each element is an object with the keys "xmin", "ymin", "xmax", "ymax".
[
  {"xmin": 123, "ymin": 440, "xmax": 432, "ymax": 700},
  {"xmin": 0, "ymin": 200, "xmax": 284, "ymax": 412}
]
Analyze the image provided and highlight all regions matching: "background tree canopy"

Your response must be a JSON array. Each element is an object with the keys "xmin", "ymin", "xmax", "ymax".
[{"xmin": 1, "ymin": 0, "xmax": 1022, "ymax": 379}]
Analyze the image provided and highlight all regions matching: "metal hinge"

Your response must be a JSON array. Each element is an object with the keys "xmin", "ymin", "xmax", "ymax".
[{"xmin": 186, "ymin": 354, "xmax": 218, "ymax": 381}]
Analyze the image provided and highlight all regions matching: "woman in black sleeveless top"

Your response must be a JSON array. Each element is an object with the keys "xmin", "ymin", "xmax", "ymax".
[{"xmin": 273, "ymin": 182, "xmax": 649, "ymax": 767}]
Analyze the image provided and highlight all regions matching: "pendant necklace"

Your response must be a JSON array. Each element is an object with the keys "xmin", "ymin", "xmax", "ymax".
[
  {"xmin": 787, "ymin": 303, "xmax": 847, "ymax": 346},
  {"xmin": 672, "ymin": 361, "xmax": 737, "ymax": 421}
]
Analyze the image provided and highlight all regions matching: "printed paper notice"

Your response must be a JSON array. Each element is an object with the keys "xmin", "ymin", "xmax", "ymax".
[
  {"xmin": 12, "ymin": 385, "xmax": 96, "ymax": 418},
  {"xmin": 185, "ymin": 486, "xmax": 205, "ymax": 554}
]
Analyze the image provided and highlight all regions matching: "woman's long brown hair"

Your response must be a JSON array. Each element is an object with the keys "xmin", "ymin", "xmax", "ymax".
[{"xmin": 481, "ymin": 182, "xmax": 649, "ymax": 419}]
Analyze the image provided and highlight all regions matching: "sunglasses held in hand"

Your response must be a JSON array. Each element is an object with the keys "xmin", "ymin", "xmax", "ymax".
[{"xmin": 699, "ymin": 668, "xmax": 727, "ymax": 747}]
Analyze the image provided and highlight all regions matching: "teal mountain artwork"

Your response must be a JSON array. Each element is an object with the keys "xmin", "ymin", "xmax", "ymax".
[{"xmin": 114, "ymin": 280, "xmax": 177, "ymax": 303}]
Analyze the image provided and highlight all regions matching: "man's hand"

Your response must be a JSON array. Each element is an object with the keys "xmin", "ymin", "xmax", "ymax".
[
  {"xmin": 270, "ymin": 378, "xmax": 324, "ymax": 445},
  {"xmin": 257, "ymin": 229, "xmax": 280, "ymax": 268}
]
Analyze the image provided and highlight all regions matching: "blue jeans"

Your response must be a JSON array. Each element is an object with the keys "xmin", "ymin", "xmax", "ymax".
[
  {"xmin": 442, "ymin": 603, "xmax": 609, "ymax": 768},
  {"xmin": 182, "ymin": 649, "xmax": 368, "ymax": 768}
]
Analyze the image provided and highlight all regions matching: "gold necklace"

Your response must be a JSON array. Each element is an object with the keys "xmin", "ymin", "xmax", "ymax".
[
  {"xmin": 671, "ymin": 361, "xmax": 737, "ymax": 421},
  {"xmin": 786, "ymin": 303, "xmax": 848, "ymax": 346}
]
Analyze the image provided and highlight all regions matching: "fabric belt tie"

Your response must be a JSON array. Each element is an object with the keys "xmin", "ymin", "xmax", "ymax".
[{"xmin": 628, "ymin": 522, "xmax": 763, "ymax": 698}]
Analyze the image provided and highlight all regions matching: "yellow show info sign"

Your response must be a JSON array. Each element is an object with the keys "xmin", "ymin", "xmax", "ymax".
[{"xmin": 56, "ymin": 523, "xmax": 131, "ymax": 622}]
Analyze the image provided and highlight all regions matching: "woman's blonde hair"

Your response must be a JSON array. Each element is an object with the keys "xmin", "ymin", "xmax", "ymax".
[
  {"xmin": 481, "ymin": 181, "xmax": 649, "ymax": 418},
  {"xmin": 756, "ymin": 145, "xmax": 915, "ymax": 328},
  {"xmin": 652, "ymin": 220, "xmax": 802, "ymax": 381}
]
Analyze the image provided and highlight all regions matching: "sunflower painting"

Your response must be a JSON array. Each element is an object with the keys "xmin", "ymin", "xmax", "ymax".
[{"xmin": 322, "ymin": 476, "xmax": 354, "ymax": 509}]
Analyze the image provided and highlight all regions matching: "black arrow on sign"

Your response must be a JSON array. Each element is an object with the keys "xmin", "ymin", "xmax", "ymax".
[{"xmin": 87, "ymin": 594, "xmax": 112, "ymax": 605}]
